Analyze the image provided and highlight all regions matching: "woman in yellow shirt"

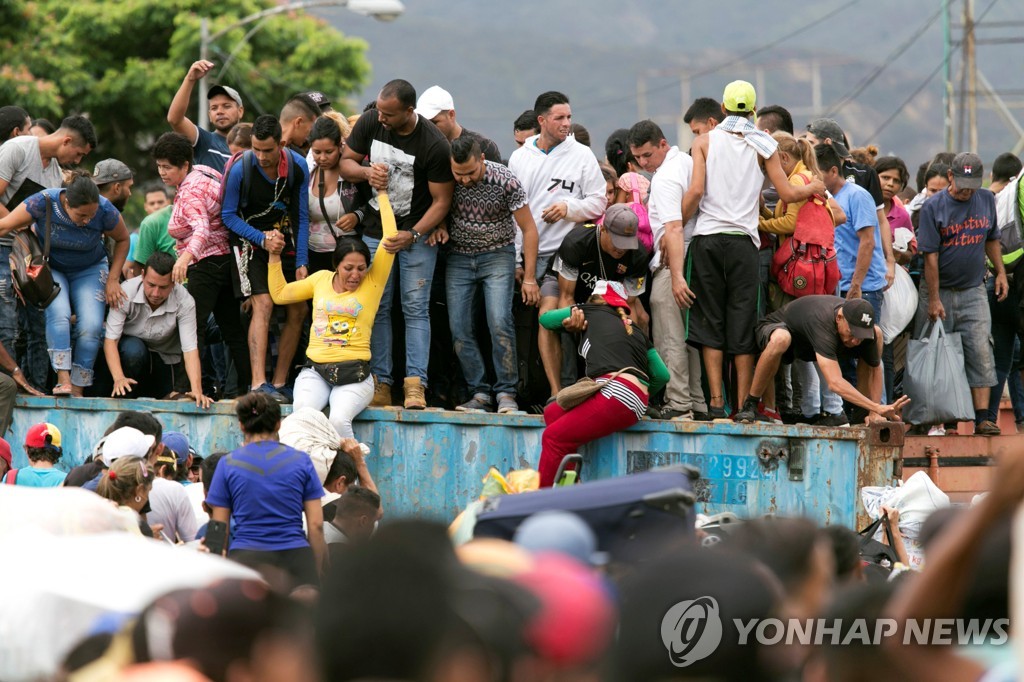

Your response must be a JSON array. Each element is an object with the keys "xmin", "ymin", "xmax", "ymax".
[{"xmin": 268, "ymin": 194, "xmax": 397, "ymax": 438}]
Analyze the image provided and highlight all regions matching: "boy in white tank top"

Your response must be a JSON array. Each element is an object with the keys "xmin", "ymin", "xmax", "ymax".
[{"xmin": 670, "ymin": 80, "xmax": 825, "ymax": 419}]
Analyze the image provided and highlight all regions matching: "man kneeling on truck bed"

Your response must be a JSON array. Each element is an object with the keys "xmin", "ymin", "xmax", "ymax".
[{"xmin": 734, "ymin": 295, "xmax": 910, "ymax": 424}]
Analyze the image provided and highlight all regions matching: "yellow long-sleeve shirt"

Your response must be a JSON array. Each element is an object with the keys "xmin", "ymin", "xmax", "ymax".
[
  {"xmin": 758, "ymin": 161, "xmax": 812, "ymax": 237},
  {"xmin": 268, "ymin": 193, "xmax": 397, "ymax": 364}
]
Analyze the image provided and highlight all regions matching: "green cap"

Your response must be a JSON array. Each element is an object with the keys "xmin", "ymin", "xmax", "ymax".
[{"xmin": 722, "ymin": 80, "xmax": 756, "ymax": 113}]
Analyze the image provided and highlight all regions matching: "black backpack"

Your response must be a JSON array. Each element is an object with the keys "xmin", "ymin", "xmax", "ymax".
[
  {"xmin": 10, "ymin": 194, "xmax": 60, "ymax": 309},
  {"xmin": 220, "ymin": 149, "xmax": 300, "ymax": 245}
]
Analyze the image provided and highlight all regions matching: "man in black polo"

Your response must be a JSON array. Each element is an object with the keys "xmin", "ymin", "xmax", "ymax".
[{"xmin": 735, "ymin": 296, "xmax": 909, "ymax": 423}]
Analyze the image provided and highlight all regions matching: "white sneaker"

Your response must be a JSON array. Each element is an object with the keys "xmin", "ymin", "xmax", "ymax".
[{"xmin": 927, "ymin": 425, "xmax": 946, "ymax": 436}]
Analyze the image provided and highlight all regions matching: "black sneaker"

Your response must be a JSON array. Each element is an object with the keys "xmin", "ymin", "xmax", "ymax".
[
  {"xmin": 691, "ymin": 410, "xmax": 711, "ymax": 422},
  {"xmin": 816, "ymin": 412, "xmax": 850, "ymax": 427},
  {"xmin": 733, "ymin": 398, "xmax": 761, "ymax": 424},
  {"xmin": 709, "ymin": 406, "xmax": 730, "ymax": 421}
]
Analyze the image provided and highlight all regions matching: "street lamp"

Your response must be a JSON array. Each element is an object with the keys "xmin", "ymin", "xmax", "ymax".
[{"xmin": 198, "ymin": 0, "xmax": 405, "ymax": 129}]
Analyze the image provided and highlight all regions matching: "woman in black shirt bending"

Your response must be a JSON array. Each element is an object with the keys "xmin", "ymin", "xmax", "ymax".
[{"xmin": 537, "ymin": 280, "xmax": 669, "ymax": 486}]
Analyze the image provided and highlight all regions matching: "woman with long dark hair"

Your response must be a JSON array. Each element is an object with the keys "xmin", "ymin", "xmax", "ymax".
[
  {"xmin": 0, "ymin": 171, "xmax": 129, "ymax": 396},
  {"xmin": 268, "ymin": 194, "xmax": 397, "ymax": 439},
  {"xmin": 205, "ymin": 392, "xmax": 326, "ymax": 587},
  {"xmin": 307, "ymin": 115, "xmax": 369, "ymax": 274},
  {"xmin": 537, "ymin": 280, "xmax": 669, "ymax": 487}
]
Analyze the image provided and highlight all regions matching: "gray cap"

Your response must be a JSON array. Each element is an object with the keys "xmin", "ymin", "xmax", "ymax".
[
  {"xmin": 91, "ymin": 159, "xmax": 132, "ymax": 185},
  {"xmin": 807, "ymin": 118, "xmax": 850, "ymax": 158},
  {"xmin": 602, "ymin": 204, "xmax": 640, "ymax": 250},
  {"xmin": 951, "ymin": 152, "xmax": 984, "ymax": 190},
  {"xmin": 207, "ymin": 84, "xmax": 243, "ymax": 108}
]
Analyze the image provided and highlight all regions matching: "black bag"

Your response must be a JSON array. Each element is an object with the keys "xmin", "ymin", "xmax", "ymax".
[
  {"xmin": 858, "ymin": 515, "xmax": 900, "ymax": 582},
  {"xmin": 474, "ymin": 465, "xmax": 698, "ymax": 563},
  {"xmin": 311, "ymin": 359, "xmax": 370, "ymax": 387},
  {"xmin": 9, "ymin": 194, "xmax": 59, "ymax": 308}
]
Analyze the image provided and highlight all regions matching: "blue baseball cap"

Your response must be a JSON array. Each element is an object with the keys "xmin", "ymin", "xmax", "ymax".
[{"xmin": 161, "ymin": 431, "xmax": 191, "ymax": 466}]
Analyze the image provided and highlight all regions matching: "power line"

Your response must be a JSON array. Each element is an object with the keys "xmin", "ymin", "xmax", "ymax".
[
  {"xmin": 866, "ymin": 60, "xmax": 945, "ymax": 140},
  {"xmin": 826, "ymin": 4, "xmax": 944, "ymax": 116},
  {"xmin": 868, "ymin": 0, "xmax": 1003, "ymax": 142},
  {"xmin": 570, "ymin": 0, "xmax": 861, "ymax": 114}
]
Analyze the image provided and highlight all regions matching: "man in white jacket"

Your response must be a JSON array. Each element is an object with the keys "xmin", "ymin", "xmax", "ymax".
[{"xmin": 508, "ymin": 91, "xmax": 606, "ymax": 399}]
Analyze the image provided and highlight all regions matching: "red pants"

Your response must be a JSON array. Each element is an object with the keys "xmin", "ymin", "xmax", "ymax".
[{"xmin": 538, "ymin": 379, "xmax": 645, "ymax": 487}]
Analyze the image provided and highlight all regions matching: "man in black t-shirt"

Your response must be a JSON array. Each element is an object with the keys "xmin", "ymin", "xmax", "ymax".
[
  {"xmin": 735, "ymin": 296, "xmax": 909, "ymax": 423},
  {"xmin": 340, "ymin": 79, "xmax": 454, "ymax": 409},
  {"xmin": 549, "ymin": 205, "xmax": 650, "ymax": 314}
]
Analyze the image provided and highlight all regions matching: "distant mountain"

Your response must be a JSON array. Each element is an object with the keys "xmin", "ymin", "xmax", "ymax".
[{"xmin": 320, "ymin": 0, "xmax": 1024, "ymax": 171}]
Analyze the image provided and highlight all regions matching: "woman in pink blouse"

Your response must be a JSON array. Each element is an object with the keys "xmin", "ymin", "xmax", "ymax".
[{"xmin": 152, "ymin": 132, "xmax": 251, "ymax": 397}]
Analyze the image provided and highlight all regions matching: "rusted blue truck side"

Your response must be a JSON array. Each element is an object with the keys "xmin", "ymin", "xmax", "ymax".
[{"xmin": 8, "ymin": 398, "xmax": 902, "ymax": 528}]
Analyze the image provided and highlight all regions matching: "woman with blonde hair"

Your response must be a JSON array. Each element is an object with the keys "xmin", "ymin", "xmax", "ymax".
[{"xmin": 96, "ymin": 456, "xmax": 156, "ymax": 535}]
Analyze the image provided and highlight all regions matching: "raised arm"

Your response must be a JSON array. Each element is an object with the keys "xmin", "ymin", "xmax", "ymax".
[
  {"xmin": 765, "ymin": 153, "xmax": 824, "ymax": 203},
  {"xmin": 167, "ymin": 61, "xmax": 211, "ymax": 144}
]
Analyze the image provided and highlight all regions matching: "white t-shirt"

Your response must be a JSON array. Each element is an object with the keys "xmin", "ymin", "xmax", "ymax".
[
  {"xmin": 0, "ymin": 136, "xmax": 63, "ymax": 205},
  {"xmin": 647, "ymin": 146, "xmax": 698, "ymax": 269},
  {"xmin": 148, "ymin": 477, "xmax": 199, "ymax": 543}
]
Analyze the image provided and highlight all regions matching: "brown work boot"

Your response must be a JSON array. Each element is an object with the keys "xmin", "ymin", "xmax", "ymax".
[
  {"xmin": 403, "ymin": 376, "xmax": 426, "ymax": 410},
  {"xmin": 370, "ymin": 378, "xmax": 392, "ymax": 407}
]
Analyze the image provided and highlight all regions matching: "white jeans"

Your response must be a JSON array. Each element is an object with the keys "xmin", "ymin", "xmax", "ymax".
[{"xmin": 293, "ymin": 368, "xmax": 374, "ymax": 439}]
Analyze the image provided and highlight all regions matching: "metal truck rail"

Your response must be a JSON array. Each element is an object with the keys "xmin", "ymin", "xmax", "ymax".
[{"xmin": 8, "ymin": 397, "xmax": 903, "ymax": 528}]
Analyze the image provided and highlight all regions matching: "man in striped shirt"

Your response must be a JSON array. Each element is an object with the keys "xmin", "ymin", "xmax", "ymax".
[{"xmin": 153, "ymin": 132, "xmax": 251, "ymax": 398}]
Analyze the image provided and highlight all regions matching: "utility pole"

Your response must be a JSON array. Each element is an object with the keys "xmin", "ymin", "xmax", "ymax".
[
  {"xmin": 964, "ymin": 0, "xmax": 977, "ymax": 152},
  {"xmin": 942, "ymin": 0, "xmax": 953, "ymax": 152}
]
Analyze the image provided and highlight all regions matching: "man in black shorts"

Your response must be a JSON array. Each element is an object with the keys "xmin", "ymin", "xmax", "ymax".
[
  {"xmin": 734, "ymin": 296, "xmax": 909, "ymax": 423},
  {"xmin": 221, "ymin": 115, "xmax": 310, "ymax": 401}
]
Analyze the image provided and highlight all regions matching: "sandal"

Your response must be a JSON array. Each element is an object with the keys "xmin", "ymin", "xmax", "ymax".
[{"xmin": 52, "ymin": 383, "xmax": 72, "ymax": 396}]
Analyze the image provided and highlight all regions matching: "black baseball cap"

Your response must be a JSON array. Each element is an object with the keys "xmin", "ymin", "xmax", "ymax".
[
  {"xmin": 841, "ymin": 298, "xmax": 876, "ymax": 340},
  {"xmin": 951, "ymin": 152, "xmax": 984, "ymax": 190}
]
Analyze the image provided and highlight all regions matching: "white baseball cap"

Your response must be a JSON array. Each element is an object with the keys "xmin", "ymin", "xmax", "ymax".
[
  {"xmin": 100, "ymin": 427, "xmax": 156, "ymax": 467},
  {"xmin": 415, "ymin": 85, "xmax": 455, "ymax": 119}
]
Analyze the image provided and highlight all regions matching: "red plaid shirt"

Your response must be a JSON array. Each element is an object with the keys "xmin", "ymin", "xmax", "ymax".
[{"xmin": 168, "ymin": 165, "xmax": 231, "ymax": 261}]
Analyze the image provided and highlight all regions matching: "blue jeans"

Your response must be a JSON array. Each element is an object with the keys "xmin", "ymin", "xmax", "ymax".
[
  {"xmin": 446, "ymin": 245, "xmax": 518, "ymax": 396},
  {"xmin": 117, "ymin": 335, "xmax": 187, "ymax": 397},
  {"xmin": 839, "ymin": 288, "xmax": 886, "ymax": 403},
  {"xmin": 362, "ymin": 234, "xmax": 438, "ymax": 385},
  {"xmin": 987, "ymin": 276, "xmax": 1023, "ymax": 422},
  {"xmin": 47, "ymin": 262, "xmax": 109, "ymax": 387},
  {"xmin": 0, "ymin": 244, "xmax": 48, "ymax": 387}
]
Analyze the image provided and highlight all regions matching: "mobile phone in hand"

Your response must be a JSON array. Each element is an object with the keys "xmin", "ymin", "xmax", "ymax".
[{"xmin": 205, "ymin": 520, "xmax": 229, "ymax": 556}]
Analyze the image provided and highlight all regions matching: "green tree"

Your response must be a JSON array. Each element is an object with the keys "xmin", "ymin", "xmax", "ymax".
[{"xmin": 0, "ymin": 0, "xmax": 370, "ymax": 219}]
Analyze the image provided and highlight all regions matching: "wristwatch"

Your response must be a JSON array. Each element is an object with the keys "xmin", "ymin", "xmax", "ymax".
[{"xmin": 410, "ymin": 229, "xmax": 423, "ymax": 244}]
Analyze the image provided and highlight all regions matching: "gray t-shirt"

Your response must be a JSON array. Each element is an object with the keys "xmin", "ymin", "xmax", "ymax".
[{"xmin": 0, "ymin": 136, "xmax": 63, "ymax": 205}]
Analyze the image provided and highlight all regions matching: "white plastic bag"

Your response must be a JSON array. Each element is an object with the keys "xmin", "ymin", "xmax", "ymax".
[
  {"xmin": 880, "ymin": 265, "xmax": 917, "ymax": 344},
  {"xmin": 860, "ymin": 471, "xmax": 950, "ymax": 568}
]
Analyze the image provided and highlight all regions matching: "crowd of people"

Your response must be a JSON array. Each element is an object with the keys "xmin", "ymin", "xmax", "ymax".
[
  {"xmin": 0, "ymin": 64, "xmax": 1020, "ymax": 450},
  {"xmin": 1, "ymin": 65, "xmax": 1021, "ymax": 677},
  {"xmin": 0, "ymin": 394, "xmax": 1018, "ymax": 682}
]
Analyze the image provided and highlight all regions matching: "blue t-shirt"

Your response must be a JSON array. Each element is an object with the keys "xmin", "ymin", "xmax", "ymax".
[
  {"xmin": 126, "ymin": 231, "xmax": 139, "ymax": 263},
  {"xmin": 833, "ymin": 182, "xmax": 888, "ymax": 293},
  {"xmin": 23, "ymin": 189, "xmax": 120, "ymax": 272},
  {"xmin": 194, "ymin": 127, "xmax": 231, "ymax": 172},
  {"xmin": 917, "ymin": 188, "xmax": 999, "ymax": 289},
  {"xmin": 205, "ymin": 441, "xmax": 324, "ymax": 552},
  {"xmin": 3, "ymin": 467, "xmax": 66, "ymax": 487}
]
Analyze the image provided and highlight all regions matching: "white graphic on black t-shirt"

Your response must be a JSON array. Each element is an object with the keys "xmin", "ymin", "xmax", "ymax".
[{"xmin": 369, "ymin": 139, "xmax": 416, "ymax": 217}]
